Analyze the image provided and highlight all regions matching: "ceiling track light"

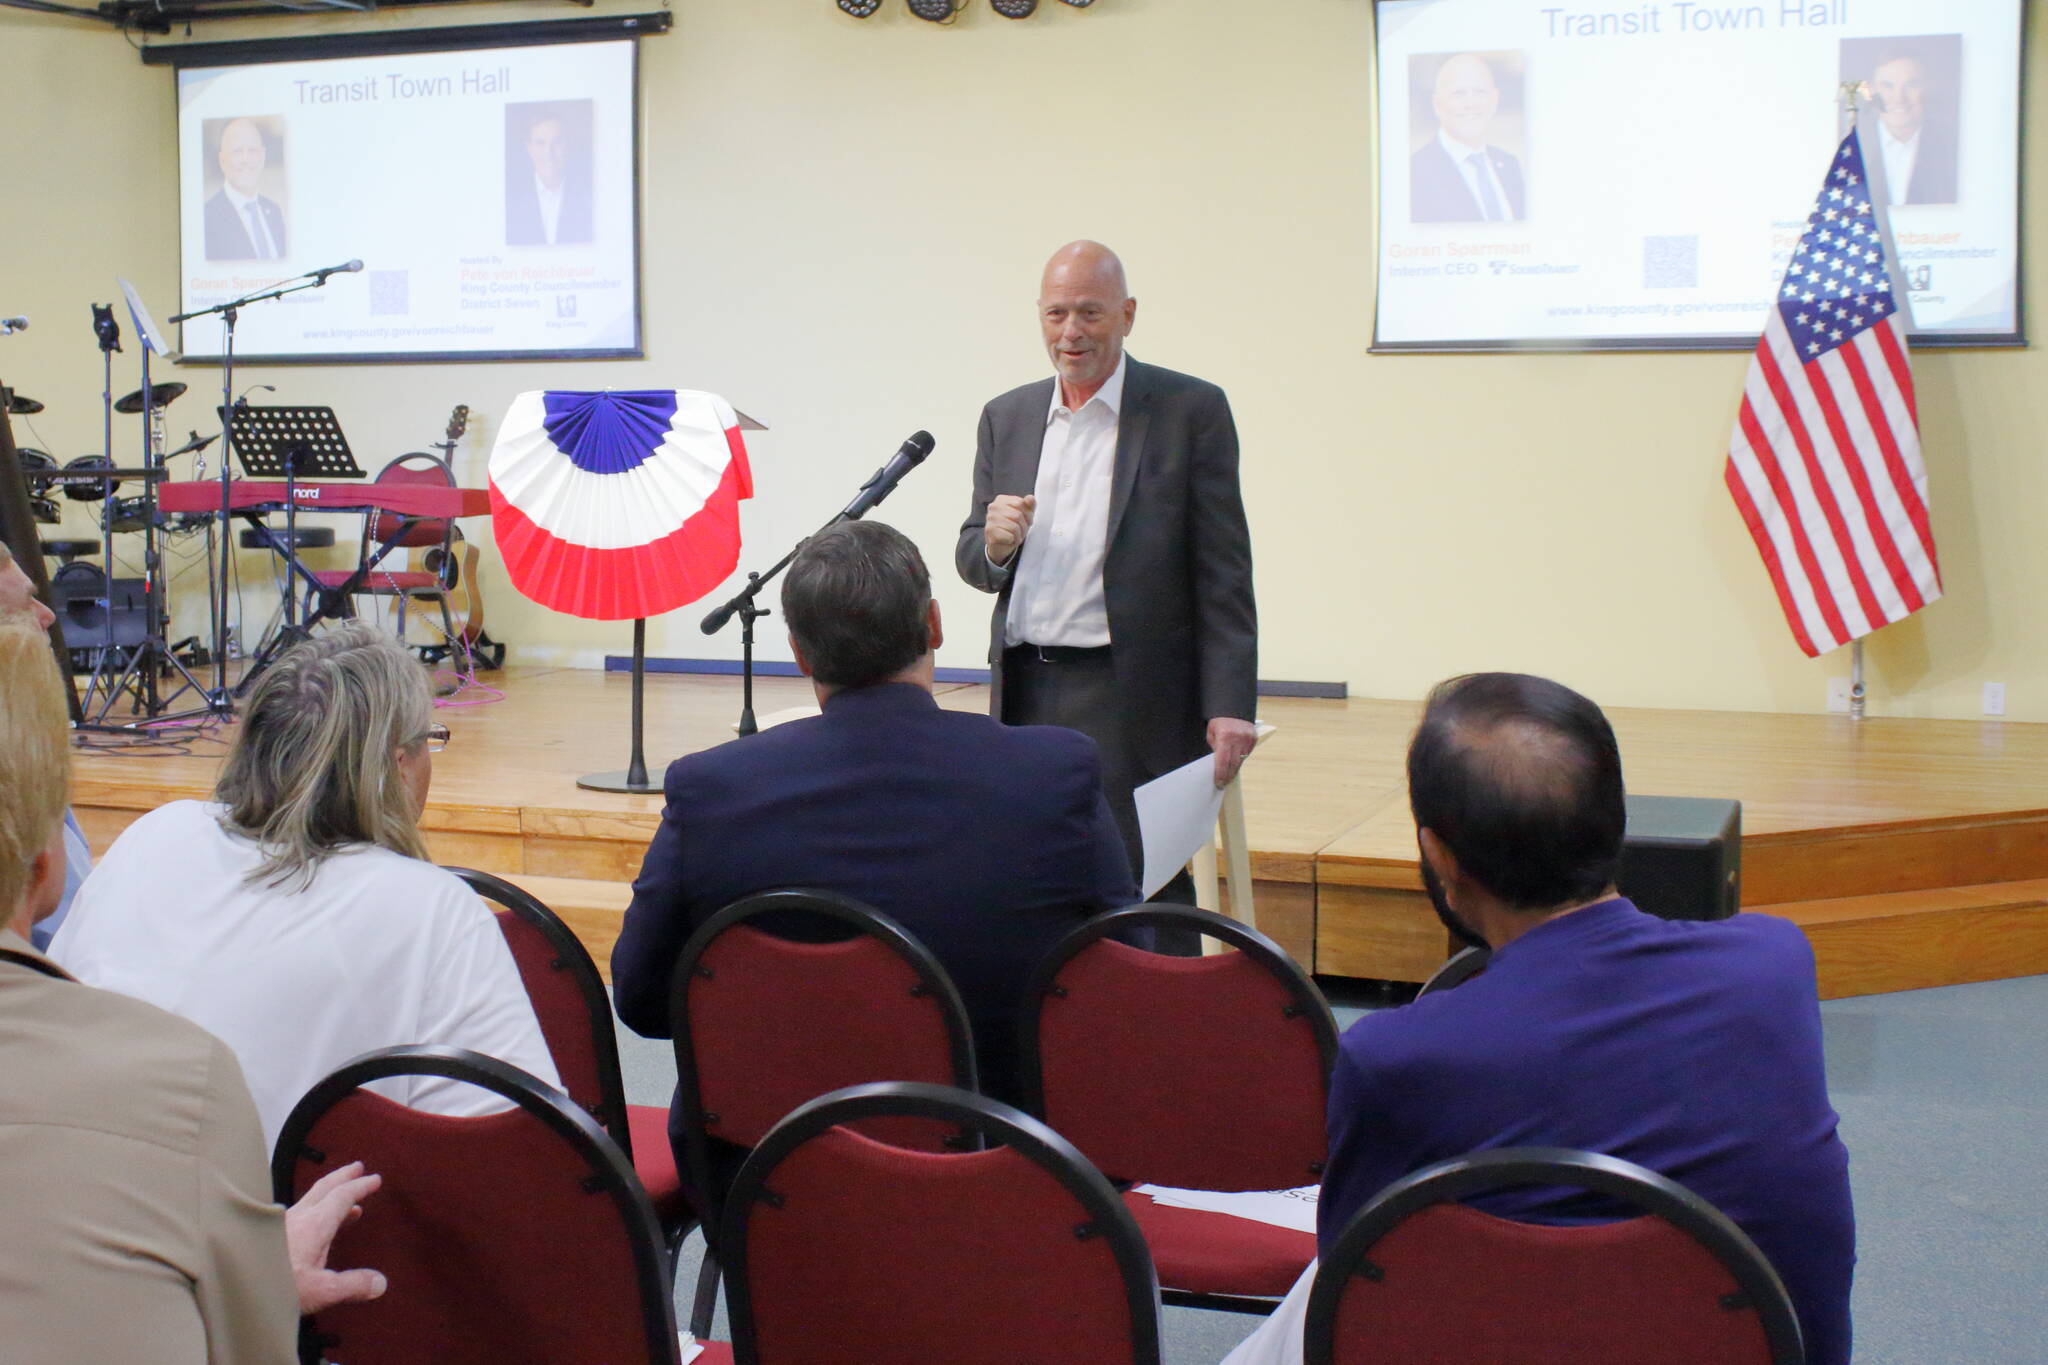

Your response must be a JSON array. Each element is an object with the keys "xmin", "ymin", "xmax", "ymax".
[
  {"xmin": 1059, "ymin": 0, "xmax": 1095, "ymax": 6},
  {"xmin": 991, "ymin": 0, "xmax": 1036, "ymax": 14},
  {"xmin": 837, "ymin": 0, "xmax": 881, "ymax": 15},
  {"xmin": 906, "ymin": 0, "xmax": 959, "ymax": 19}
]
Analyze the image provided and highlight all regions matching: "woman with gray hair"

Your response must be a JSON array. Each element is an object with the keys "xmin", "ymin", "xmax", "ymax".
[{"xmin": 51, "ymin": 623, "xmax": 557, "ymax": 1146}]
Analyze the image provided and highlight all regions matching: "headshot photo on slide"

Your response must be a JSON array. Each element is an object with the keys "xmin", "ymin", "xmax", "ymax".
[
  {"xmin": 505, "ymin": 99, "xmax": 596, "ymax": 248},
  {"xmin": 1408, "ymin": 50, "xmax": 1528, "ymax": 226},
  {"xmin": 201, "ymin": 115, "xmax": 288, "ymax": 262},
  {"xmin": 1840, "ymin": 34, "xmax": 1962, "ymax": 209}
]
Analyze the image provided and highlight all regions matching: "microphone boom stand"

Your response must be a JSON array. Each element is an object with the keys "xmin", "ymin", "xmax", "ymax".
[{"xmin": 169, "ymin": 268, "xmax": 347, "ymax": 711}]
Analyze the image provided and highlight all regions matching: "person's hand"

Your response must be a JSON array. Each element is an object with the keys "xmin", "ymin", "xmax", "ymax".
[
  {"xmin": 285, "ymin": 1161, "xmax": 387, "ymax": 1314},
  {"xmin": 984, "ymin": 494, "xmax": 1036, "ymax": 565},
  {"xmin": 1208, "ymin": 717, "xmax": 1258, "ymax": 789}
]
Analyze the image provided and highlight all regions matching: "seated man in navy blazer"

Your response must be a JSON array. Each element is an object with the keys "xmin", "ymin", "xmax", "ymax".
[
  {"xmin": 611, "ymin": 519, "xmax": 1138, "ymax": 1114},
  {"xmin": 1410, "ymin": 53, "xmax": 1526, "ymax": 224}
]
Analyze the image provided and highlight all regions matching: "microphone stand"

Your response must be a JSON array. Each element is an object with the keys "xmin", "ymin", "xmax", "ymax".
[
  {"xmin": 699, "ymin": 430, "xmax": 932, "ymax": 738},
  {"xmin": 170, "ymin": 268, "xmax": 346, "ymax": 711}
]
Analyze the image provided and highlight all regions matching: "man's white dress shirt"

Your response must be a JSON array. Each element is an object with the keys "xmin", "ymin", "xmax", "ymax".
[
  {"xmin": 534, "ymin": 174, "xmax": 566, "ymax": 245},
  {"xmin": 1003, "ymin": 354, "xmax": 1125, "ymax": 649},
  {"xmin": 51, "ymin": 800, "xmax": 559, "ymax": 1148},
  {"xmin": 1878, "ymin": 123, "xmax": 1922, "ymax": 207},
  {"xmin": 1439, "ymin": 128, "xmax": 1515, "ymax": 222}
]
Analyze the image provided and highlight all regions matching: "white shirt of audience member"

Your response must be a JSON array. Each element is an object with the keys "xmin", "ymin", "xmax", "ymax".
[{"xmin": 51, "ymin": 800, "xmax": 559, "ymax": 1149}]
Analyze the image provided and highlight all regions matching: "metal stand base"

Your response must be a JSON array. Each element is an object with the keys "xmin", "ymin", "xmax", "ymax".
[
  {"xmin": 578, "ymin": 617, "xmax": 661, "ymax": 793},
  {"xmin": 575, "ymin": 768, "xmax": 662, "ymax": 795}
]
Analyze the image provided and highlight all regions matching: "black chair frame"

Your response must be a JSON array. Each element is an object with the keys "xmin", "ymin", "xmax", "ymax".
[
  {"xmin": 722, "ymin": 1081, "xmax": 1162, "ymax": 1365},
  {"xmin": 1304, "ymin": 1146, "xmax": 1806, "ymax": 1365},
  {"xmin": 449, "ymin": 866, "xmax": 633, "ymax": 1152},
  {"xmin": 1415, "ymin": 944, "xmax": 1492, "ymax": 999},
  {"xmin": 1016, "ymin": 904, "xmax": 1337, "ymax": 1315},
  {"xmin": 669, "ymin": 888, "xmax": 980, "ymax": 1334},
  {"xmin": 271, "ymin": 1043, "xmax": 679, "ymax": 1365}
]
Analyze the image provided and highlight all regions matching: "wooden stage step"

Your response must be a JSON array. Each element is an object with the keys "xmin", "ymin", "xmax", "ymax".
[{"xmin": 1757, "ymin": 879, "xmax": 2048, "ymax": 999}]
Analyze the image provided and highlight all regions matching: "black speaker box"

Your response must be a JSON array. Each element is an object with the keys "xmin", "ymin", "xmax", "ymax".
[
  {"xmin": 1617, "ymin": 794, "xmax": 1741, "ymax": 921},
  {"xmin": 49, "ymin": 563, "xmax": 147, "ymax": 655}
]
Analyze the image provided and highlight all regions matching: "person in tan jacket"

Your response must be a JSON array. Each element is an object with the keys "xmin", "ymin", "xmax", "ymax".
[{"xmin": 0, "ymin": 622, "xmax": 384, "ymax": 1363}]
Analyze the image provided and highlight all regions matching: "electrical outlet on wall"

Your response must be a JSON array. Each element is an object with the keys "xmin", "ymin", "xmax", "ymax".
[
  {"xmin": 1983, "ymin": 682, "xmax": 2007, "ymax": 716},
  {"xmin": 1826, "ymin": 678, "xmax": 1851, "ymax": 713}
]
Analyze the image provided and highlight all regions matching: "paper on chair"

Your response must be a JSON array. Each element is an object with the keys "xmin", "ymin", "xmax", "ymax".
[
  {"xmin": 678, "ymin": 1332, "xmax": 704, "ymax": 1362},
  {"xmin": 1134, "ymin": 753, "xmax": 1228, "ymax": 898},
  {"xmin": 1134, "ymin": 1184, "xmax": 1321, "ymax": 1235}
]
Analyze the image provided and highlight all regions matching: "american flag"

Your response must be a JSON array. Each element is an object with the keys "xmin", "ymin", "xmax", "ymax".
[{"xmin": 1725, "ymin": 130, "xmax": 1940, "ymax": 658}]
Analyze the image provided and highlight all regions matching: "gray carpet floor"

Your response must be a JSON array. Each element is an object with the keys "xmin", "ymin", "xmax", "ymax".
[{"xmin": 613, "ymin": 970, "xmax": 2048, "ymax": 1363}]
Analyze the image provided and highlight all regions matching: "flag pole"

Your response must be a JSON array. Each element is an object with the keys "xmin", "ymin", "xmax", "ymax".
[{"xmin": 1839, "ymin": 79, "xmax": 1868, "ymax": 723}]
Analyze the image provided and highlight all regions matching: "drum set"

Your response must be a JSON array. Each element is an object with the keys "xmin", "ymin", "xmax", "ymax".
[{"xmin": 8, "ymin": 309, "xmax": 225, "ymax": 726}]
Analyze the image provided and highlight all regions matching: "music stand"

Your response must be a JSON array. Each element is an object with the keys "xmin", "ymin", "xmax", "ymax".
[{"xmin": 226, "ymin": 405, "xmax": 363, "ymax": 690}]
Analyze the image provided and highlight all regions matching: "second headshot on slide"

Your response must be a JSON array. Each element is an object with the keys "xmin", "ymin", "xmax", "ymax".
[{"xmin": 505, "ymin": 100, "xmax": 596, "ymax": 248}]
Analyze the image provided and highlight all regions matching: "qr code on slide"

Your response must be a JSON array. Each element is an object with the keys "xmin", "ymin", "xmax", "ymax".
[
  {"xmin": 368, "ymin": 270, "xmax": 409, "ymax": 316},
  {"xmin": 1643, "ymin": 235, "xmax": 1700, "ymax": 290}
]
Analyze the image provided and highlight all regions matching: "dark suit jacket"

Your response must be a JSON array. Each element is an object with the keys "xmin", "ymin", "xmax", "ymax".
[
  {"xmin": 1902, "ymin": 114, "xmax": 1959, "ymax": 206},
  {"xmin": 1322, "ymin": 899, "xmax": 1855, "ymax": 1365},
  {"xmin": 1410, "ymin": 137, "xmax": 1526, "ymax": 223},
  {"xmin": 202, "ymin": 191, "xmax": 287, "ymax": 262},
  {"xmin": 953, "ymin": 357, "xmax": 1257, "ymax": 779},
  {"xmin": 505, "ymin": 173, "xmax": 594, "ymax": 247},
  {"xmin": 611, "ymin": 682, "xmax": 1138, "ymax": 1107}
]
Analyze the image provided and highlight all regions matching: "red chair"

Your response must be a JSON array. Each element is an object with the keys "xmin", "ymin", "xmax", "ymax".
[
  {"xmin": 721, "ymin": 1081, "xmax": 1160, "ymax": 1365},
  {"xmin": 306, "ymin": 452, "xmax": 459, "ymax": 645},
  {"xmin": 1021, "ymin": 904, "xmax": 1336, "ymax": 1313},
  {"xmin": 672, "ymin": 889, "xmax": 979, "ymax": 1334},
  {"xmin": 1304, "ymin": 1147, "xmax": 1806, "ymax": 1364},
  {"xmin": 449, "ymin": 867, "xmax": 695, "ymax": 1258},
  {"xmin": 272, "ymin": 1045, "xmax": 685, "ymax": 1365}
]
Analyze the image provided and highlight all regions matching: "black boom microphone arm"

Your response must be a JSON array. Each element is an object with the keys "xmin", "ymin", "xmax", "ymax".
[{"xmin": 698, "ymin": 429, "xmax": 935, "ymax": 735}]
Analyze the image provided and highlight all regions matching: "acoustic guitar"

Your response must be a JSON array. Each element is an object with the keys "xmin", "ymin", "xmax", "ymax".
[{"xmin": 402, "ymin": 404, "xmax": 486, "ymax": 645}]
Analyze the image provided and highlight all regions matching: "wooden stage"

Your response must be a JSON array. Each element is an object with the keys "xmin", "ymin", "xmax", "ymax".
[{"xmin": 69, "ymin": 666, "xmax": 2048, "ymax": 999}]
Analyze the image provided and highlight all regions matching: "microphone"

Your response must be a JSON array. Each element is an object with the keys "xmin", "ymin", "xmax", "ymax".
[
  {"xmin": 310, "ymin": 259, "xmax": 364, "ymax": 281},
  {"xmin": 837, "ymin": 429, "xmax": 935, "ymax": 521},
  {"xmin": 0, "ymin": 316, "xmax": 26, "ymax": 335}
]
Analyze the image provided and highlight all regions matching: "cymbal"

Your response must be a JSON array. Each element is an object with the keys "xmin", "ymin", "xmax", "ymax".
[
  {"xmin": 4, "ymin": 390, "xmax": 43, "ymax": 415},
  {"xmin": 114, "ymin": 381, "xmax": 187, "ymax": 415}
]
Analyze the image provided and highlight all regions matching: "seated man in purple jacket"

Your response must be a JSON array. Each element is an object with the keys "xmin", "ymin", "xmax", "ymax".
[
  {"xmin": 1220, "ymin": 675, "xmax": 1867, "ymax": 1365},
  {"xmin": 1307, "ymin": 673, "xmax": 1855, "ymax": 1365}
]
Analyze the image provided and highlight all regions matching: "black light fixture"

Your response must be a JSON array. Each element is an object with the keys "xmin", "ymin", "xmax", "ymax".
[
  {"xmin": 837, "ymin": 0, "xmax": 881, "ymax": 14},
  {"xmin": 991, "ymin": 0, "xmax": 1036, "ymax": 14},
  {"xmin": 1058, "ymin": 0, "xmax": 1095, "ymax": 6},
  {"xmin": 906, "ymin": 0, "xmax": 957, "ymax": 18}
]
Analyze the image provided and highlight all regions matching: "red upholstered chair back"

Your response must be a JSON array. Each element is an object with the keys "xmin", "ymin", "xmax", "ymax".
[
  {"xmin": 672, "ymin": 891, "xmax": 978, "ymax": 1231},
  {"xmin": 1023, "ymin": 906, "xmax": 1335, "ymax": 1192},
  {"xmin": 452, "ymin": 866, "xmax": 632, "ymax": 1153},
  {"xmin": 1305, "ymin": 1148, "xmax": 1806, "ymax": 1365},
  {"xmin": 723, "ymin": 1082, "xmax": 1161, "ymax": 1365},
  {"xmin": 370, "ymin": 452, "xmax": 455, "ymax": 548},
  {"xmin": 272, "ymin": 1045, "xmax": 680, "ymax": 1365}
]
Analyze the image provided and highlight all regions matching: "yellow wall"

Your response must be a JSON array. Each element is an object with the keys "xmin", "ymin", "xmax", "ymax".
[{"xmin": 3, "ymin": 0, "xmax": 2042, "ymax": 719}]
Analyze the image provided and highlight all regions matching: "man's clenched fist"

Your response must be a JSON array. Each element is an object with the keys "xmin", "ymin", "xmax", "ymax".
[{"xmin": 984, "ymin": 493, "xmax": 1036, "ymax": 565}]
